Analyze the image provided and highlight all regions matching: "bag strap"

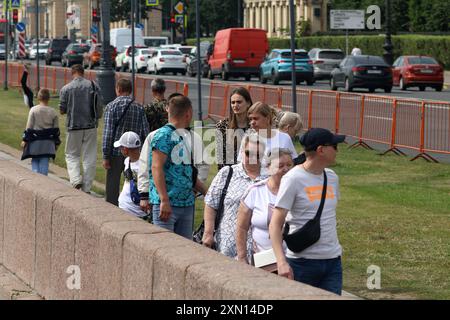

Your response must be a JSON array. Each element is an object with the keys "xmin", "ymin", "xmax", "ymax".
[
  {"xmin": 110, "ymin": 98, "xmax": 134, "ymax": 155},
  {"xmin": 314, "ymin": 170, "xmax": 328, "ymax": 221},
  {"xmin": 214, "ymin": 166, "xmax": 234, "ymax": 230}
]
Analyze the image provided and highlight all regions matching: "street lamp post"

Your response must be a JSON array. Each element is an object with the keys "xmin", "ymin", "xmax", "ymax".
[
  {"xmin": 195, "ymin": 0, "xmax": 202, "ymax": 122},
  {"xmin": 383, "ymin": 0, "xmax": 394, "ymax": 66},
  {"xmin": 289, "ymin": 0, "xmax": 297, "ymax": 113},
  {"xmin": 96, "ymin": 0, "xmax": 116, "ymax": 105}
]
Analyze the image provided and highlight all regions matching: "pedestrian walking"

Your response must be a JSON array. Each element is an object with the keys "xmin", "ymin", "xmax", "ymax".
[
  {"xmin": 102, "ymin": 78, "xmax": 149, "ymax": 206},
  {"xmin": 59, "ymin": 64, "xmax": 103, "ymax": 193}
]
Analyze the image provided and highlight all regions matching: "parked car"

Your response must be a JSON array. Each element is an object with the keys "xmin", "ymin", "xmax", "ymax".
[
  {"xmin": 207, "ymin": 28, "xmax": 269, "ymax": 81},
  {"xmin": 259, "ymin": 49, "xmax": 314, "ymax": 85},
  {"xmin": 308, "ymin": 48, "xmax": 345, "ymax": 80},
  {"xmin": 147, "ymin": 49, "xmax": 186, "ymax": 75},
  {"xmin": 129, "ymin": 47, "xmax": 154, "ymax": 73},
  {"xmin": 83, "ymin": 44, "xmax": 117, "ymax": 69},
  {"xmin": 392, "ymin": 55, "xmax": 444, "ymax": 91},
  {"xmin": 187, "ymin": 45, "xmax": 209, "ymax": 77},
  {"xmin": 29, "ymin": 43, "xmax": 49, "ymax": 60},
  {"xmin": 178, "ymin": 45, "xmax": 195, "ymax": 58},
  {"xmin": 45, "ymin": 38, "xmax": 71, "ymax": 65},
  {"xmin": 61, "ymin": 43, "xmax": 90, "ymax": 67},
  {"xmin": 115, "ymin": 45, "xmax": 148, "ymax": 72},
  {"xmin": 330, "ymin": 55, "xmax": 393, "ymax": 93}
]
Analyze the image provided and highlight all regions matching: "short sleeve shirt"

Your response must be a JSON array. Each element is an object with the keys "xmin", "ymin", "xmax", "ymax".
[{"xmin": 149, "ymin": 124, "xmax": 194, "ymax": 207}]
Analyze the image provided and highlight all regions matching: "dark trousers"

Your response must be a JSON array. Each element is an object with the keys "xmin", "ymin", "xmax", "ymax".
[{"xmin": 105, "ymin": 155, "xmax": 125, "ymax": 206}]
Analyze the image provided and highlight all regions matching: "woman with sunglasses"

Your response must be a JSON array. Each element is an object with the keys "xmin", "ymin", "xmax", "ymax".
[
  {"xmin": 236, "ymin": 148, "xmax": 294, "ymax": 266},
  {"xmin": 215, "ymin": 87, "xmax": 253, "ymax": 170},
  {"xmin": 202, "ymin": 134, "xmax": 267, "ymax": 258}
]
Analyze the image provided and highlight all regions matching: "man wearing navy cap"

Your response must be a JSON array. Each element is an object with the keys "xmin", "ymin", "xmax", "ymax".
[{"xmin": 269, "ymin": 128, "xmax": 346, "ymax": 295}]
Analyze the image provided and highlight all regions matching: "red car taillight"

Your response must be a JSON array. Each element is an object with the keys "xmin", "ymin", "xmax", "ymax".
[
  {"xmin": 160, "ymin": 58, "xmax": 165, "ymax": 62},
  {"xmin": 314, "ymin": 60, "xmax": 324, "ymax": 64},
  {"xmin": 307, "ymin": 60, "xmax": 313, "ymax": 65},
  {"xmin": 68, "ymin": 50, "xmax": 76, "ymax": 55},
  {"xmin": 352, "ymin": 66, "xmax": 367, "ymax": 72}
]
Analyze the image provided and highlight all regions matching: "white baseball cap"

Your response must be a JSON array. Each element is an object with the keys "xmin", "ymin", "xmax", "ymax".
[{"xmin": 114, "ymin": 131, "xmax": 141, "ymax": 149}]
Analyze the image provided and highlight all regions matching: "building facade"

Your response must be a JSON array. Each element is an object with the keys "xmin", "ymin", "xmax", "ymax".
[
  {"xmin": 244, "ymin": 0, "xmax": 329, "ymax": 37},
  {"xmin": 17, "ymin": 0, "xmax": 163, "ymax": 40}
]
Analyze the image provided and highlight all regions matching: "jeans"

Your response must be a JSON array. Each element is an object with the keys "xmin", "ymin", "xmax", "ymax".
[
  {"xmin": 65, "ymin": 128, "xmax": 97, "ymax": 193},
  {"xmin": 287, "ymin": 256, "xmax": 342, "ymax": 295},
  {"xmin": 31, "ymin": 157, "xmax": 49, "ymax": 176},
  {"xmin": 152, "ymin": 205, "xmax": 194, "ymax": 240}
]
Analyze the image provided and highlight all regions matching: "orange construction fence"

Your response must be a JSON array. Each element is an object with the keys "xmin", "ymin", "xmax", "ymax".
[
  {"xmin": 206, "ymin": 81, "xmax": 450, "ymax": 162},
  {"xmin": 0, "ymin": 62, "xmax": 189, "ymax": 107}
]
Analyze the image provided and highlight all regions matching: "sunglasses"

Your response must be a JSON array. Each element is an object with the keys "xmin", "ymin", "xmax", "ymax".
[{"xmin": 323, "ymin": 144, "xmax": 338, "ymax": 150}]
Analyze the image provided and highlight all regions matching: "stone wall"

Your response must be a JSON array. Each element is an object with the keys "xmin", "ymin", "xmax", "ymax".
[{"xmin": 0, "ymin": 159, "xmax": 347, "ymax": 300}]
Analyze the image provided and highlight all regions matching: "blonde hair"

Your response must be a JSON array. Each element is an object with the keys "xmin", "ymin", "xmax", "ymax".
[
  {"xmin": 278, "ymin": 111, "xmax": 303, "ymax": 132},
  {"xmin": 247, "ymin": 102, "xmax": 277, "ymax": 128},
  {"xmin": 37, "ymin": 89, "xmax": 50, "ymax": 102},
  {"xmin": 264, "ymin": 148, "xmax": 294, "ymax": 168}
]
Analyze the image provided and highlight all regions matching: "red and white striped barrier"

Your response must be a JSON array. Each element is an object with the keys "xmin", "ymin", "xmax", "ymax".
[{"xmin": 18, "ymin": 32, "xmax": 26, "ymax": 58}]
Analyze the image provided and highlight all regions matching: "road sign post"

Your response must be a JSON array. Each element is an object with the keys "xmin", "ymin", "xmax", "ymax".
[{"xmin": 330, "ymin": 10, "xmax": 365, "ymax": 55}]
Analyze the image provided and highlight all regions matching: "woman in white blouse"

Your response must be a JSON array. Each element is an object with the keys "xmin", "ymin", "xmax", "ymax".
[{"xmin": 235, "ymin": 148, "xmax": 294, "ymax": 264}]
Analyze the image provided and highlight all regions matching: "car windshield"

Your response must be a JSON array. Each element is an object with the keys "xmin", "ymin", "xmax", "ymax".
[
  {"xmin": 408, "ymin": 57, "xmax": 438, "ymax": 65},
  {"xmin": 71, "ymin": 45, "xmax": 88, "ymax": 53},
  {"xmin": 318, "ymin": 51, "xmax": 345, "ymax": 60},
  {"xmin": 161, "ymin": 50, "xmax": 182, "ymax": 56},
  {"xmin": 53, "ymin": 41, "xmax": 71, "ymax": 49},
  {"xmin": 0, "ymin": 44, "xmax": 5, "ymax": 50},
  {"xmin": 179, "ymin": 47, "xmax": 192, "ymax": 55},
  {"xmin": 280, "ymin": 51, "xmax": 309, "ymax": 59}
]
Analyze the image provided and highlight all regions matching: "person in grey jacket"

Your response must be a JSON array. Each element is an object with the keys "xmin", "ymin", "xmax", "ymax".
[{"xmin": 59, "ymin": 64, "xmax": 103, "ymax": 193}]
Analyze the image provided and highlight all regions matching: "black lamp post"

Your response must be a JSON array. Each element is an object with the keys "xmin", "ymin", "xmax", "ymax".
[
  {"xmin": 383, "ymin": 0, "xmax": 394, "ymax": 66},
  {"xmin": 96, "ymin": 0, "xmax": 116, "ymax": 105}
]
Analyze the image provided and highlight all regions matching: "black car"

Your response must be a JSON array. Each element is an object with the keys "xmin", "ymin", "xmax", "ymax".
[
  {"xmin": 61, "ymin": 43, "xmax": 90, "ymax": 67},
  {"xmin": 45, "ymin": 38, "xmax": 71, "ymax": 65},
  {"xmin": 330, "ymin": 55, "xmax": 393, "ymax": 93}
]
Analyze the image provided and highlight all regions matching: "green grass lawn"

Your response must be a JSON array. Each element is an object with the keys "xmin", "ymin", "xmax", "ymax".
[{"xmin": 1, "ymin": 88, "xmax": 449, "ymax": 299}]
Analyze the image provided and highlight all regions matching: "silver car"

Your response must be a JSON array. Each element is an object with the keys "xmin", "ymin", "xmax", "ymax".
[{"xmin": 308, "ymin": 48, "xmax": 345, "ymax": 80}]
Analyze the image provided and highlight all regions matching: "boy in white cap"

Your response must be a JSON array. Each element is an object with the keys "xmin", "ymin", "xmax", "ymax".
[{"xmin": 114, "ymin": 131, "xmax": 149, "ymax": 220}]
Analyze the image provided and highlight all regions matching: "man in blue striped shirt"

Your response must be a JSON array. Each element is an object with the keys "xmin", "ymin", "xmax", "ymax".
[{"xmin": 102, "ymin": 79, "xmax": 149, "ymax": 206}]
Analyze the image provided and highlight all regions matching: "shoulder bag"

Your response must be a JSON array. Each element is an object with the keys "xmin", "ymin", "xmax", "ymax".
[
  {"xmin": 193, "ymin": 166, "xmax": 234, "ymax": 247},
  {"xmin": 282, "ymin": 171, "xmax": 328, "ymax": 253}
]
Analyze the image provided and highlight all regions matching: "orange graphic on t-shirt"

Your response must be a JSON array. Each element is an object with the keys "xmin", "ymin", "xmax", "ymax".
[{"xmin": 304, "ymin": 186, "xmax": 335, "ymax": 202}]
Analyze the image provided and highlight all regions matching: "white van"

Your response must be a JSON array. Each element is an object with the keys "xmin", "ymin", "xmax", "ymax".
[
  {"xmin": 110, "ymin": 28, "xmax": 145, "ymax": 53},
  {"xmin": 143, "ymin": 36, "xmax": 169, "ymax": 48}
]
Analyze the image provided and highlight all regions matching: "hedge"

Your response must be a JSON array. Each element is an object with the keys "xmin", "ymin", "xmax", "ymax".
[{"xmin": 187, "ymin": 35, "xmax": 450, "ymax": 69}]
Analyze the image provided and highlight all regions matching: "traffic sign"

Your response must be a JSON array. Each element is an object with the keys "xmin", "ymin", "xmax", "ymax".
[
  {"xmin": 146, "ymin": 0, "xmax": 159, "ymax": 6},
  {"xmin": 90, "ymin": 25, "xmax": 98, "ymax": 34},
  {"xmin": 174, "ymin": 1, "xmax": 184, "ymax": 14},
  {"xmin": 330, "ymin": 10, "xmax": 365, "ymax": 30},
  {"xmin": 136, "ymin": 23, "xmax": 144, "ymax": 30},
  {"xmin": 16, "ymin": 21, "xmax": 25, "ymax": 32},
  {"xmin": 10, "ymin": 0, "xmax": 21, "ymax": 9},
  {"xmin": 175, "ymin": 14, "xmax": 183, "ymax": 25}
]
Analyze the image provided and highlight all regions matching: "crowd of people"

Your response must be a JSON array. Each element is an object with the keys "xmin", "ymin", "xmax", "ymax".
[{"xmin": 19, "ymin": 63, "xmax": 346, "ymax": 295}]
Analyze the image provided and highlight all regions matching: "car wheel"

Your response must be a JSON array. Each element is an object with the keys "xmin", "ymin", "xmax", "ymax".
[
  {"xmin": 419, "ymin": 86, "xmax": 426, "ymax": 91},
  {"xmin": 306, "ymin": 79, "xmax": 314, "ymax": 86},
  {"xmin": 435, "ymin": 85, "xmax": 443, "ymax": 92},
  {"xmin": 271, "ymin": 70, "xmax": 279, "ymax": 85},
  {"xmin": 385, "ymin": 87, "xmax": 392, "ymax": 93},
  {"xmin": 61, "ymin": 60, "xmax": 66, "ymax": 67},
  {"xmin": 155, "ymin": 65, "xmax": 160, "ymax": 75},
  {"xmin": 369, "ymin": 87, "xmax": 375, "ymax": 93},
  {"xmin": 173, "ymin": 71, "xmax": 177, "ymax": 76},
  {"xmin": 181, "ymin": 71, "xmax": 186, "ymax": 76},
  {"xmin": 245, "ymin": 74, "xmax": 251, "ymax": 81},
  {"xmin": 260, "ymin": 71, "xmax": 267, "ymax": 84},
  {"xmin": 221, "ymin": 68, "xmax": 229, "ymax": 81},
  {"xmin": 208, "ymin": 67, "xmax": 214, "ymax": 80},
  {"xmin": 345, "ymin": 78, "xmax": 352, "ymax": 92},
  {"xmin": 330, "ymin": 77, "xmax": 337, "ymax": 91},
  {"xmin": 399, "ymin": 77, "xmax": 407, "ymax": 91}
]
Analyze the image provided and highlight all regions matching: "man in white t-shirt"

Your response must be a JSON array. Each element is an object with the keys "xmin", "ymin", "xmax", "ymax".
[
  {"xmin": 114, "ymin": 131, "xmax": 149, "ymax": 220},
  {"xmin": 269, "ymin": 128, "xmax": 346, "ymax": 295}
]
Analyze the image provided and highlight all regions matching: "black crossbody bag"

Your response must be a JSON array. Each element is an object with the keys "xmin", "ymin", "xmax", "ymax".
[
  {"xmin": 193, "ymin": 166, "xmax": 234, "ymax": 248},
  {"xmin": 283, "ymin": 171, "xmax": 328, "ymax": 253}
]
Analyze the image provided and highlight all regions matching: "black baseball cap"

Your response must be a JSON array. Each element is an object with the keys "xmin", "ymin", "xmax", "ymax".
[{"xmin": 300, "ymin": 128, "xmax": 346, "ymax": 151}]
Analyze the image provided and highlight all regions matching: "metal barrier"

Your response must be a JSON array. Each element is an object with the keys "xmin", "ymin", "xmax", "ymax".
[
  {"xmin": 0, "ymin": 62, "xmax": 189, "ymax": 107},
  {"xmin": 206, "ymin": 81, "xmax": 450, "ymax": 162}
]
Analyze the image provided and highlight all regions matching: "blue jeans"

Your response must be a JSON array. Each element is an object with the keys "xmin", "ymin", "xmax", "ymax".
[
  {"xmin": 152, "ymin": 205, "xmax": 194, "ymax": 240},
  {"xmin": 287, "ymin": 256, "xmax": 342, "ymax": 295},
  {"xmin": 31, "ymin": 157, "xmax": 49, "ymax": 176}
]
